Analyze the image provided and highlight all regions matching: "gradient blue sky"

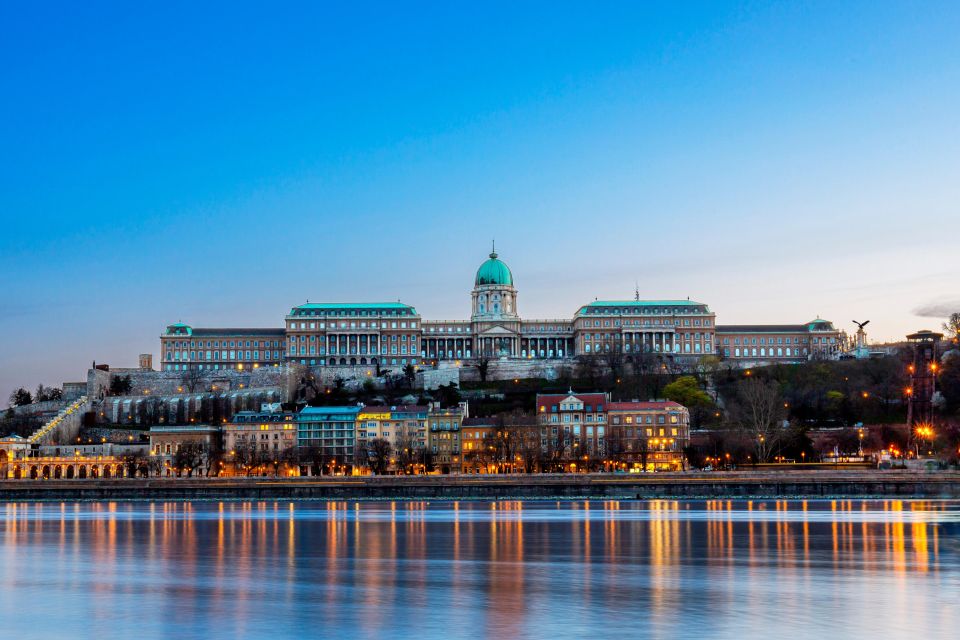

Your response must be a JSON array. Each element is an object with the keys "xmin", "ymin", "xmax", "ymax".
[{"xmin": 2, "ymin": 1, "xmax": 958, "ymax": 404}]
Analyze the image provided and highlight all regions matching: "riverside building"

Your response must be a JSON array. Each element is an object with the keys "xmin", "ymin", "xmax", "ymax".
[
  {"xmin": 160, "ymin": 247, "xmax": 840, "ymax": 372},
  {"xmin": 606, "ymin": 400, "xmax": 690, "ymax": 471}
]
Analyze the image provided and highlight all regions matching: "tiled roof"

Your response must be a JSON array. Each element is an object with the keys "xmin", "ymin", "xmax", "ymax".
[
  {"xmin": 359, "ymin": 405, "xmax": 428, "ymax": 414},
  {"xmin": 148, "ymin": 425, "xmax": 221, "ymax": 433},
  {"xmin": 535, "ymin": 393, "xmax": 608, "ymax": 408},
  {"xmin": 607, "ymin": 401, "xmax": 685, "ymax": 411},
  {"xmin": 290, "ymin": 302, "xmax": 418, "ymax": 316},
  {"xmin": 586, "ymin": 300, "xmax": 707, "ymax": 307},
  {"xmin": 462, "ymin": 417, "xmax": 497, "ymax": 427},
  {"xmin": 189, "ymin": 328, "xmax": 285, "ymax": 337},
  {"xmin": 299, "ymin": 406, "xmax": 362, "ymax": 416},
  {"xmin": 716, "ymin": 325, "xmax": 810, "ymax": 334}
]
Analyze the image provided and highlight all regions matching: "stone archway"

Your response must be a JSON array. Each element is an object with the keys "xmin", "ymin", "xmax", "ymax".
[
  {"xmin": 102, "ymin": 466, "xmax": 111, "ymax": 479},
  {"xmin": 90, "ymin": 466, "xmax": 99, "ymax": 479},
  {"xmin": 29, "ymin": 466, "xmax": 38, "ymax": 479},
  {"xmin": 13, "ymin": 465, "xmax": 22, "ymax": 479},
  {"xmin": 0, "ymin": 449, "xmax": 7, "ymax": 464},
  {"xmin": 66, "ymin": 466, "xmax": 75, "ymax": 479},
  {"xmin": 54, "ymin": 466, "xmax": 62, "ymax": 479},
  {"xmin": 78, "ymin": 466, "xmax": 87, "ymax": 479},
  {"xmin": 41, "ymin": 465, "xmax": 51, "ymax": 479}
]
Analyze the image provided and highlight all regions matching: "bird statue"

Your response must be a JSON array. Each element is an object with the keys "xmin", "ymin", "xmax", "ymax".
[{"xmin": 853, "ymin": 320, "xmax": 870, "ymax": 331}]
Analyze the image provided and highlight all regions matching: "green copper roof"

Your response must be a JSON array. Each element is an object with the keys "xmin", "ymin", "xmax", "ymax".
[
  {"xmin": 165, "ymin": 323, "xmax": 193, "ymax": 335},
  {"xmin": 475, "ymin": 251, "xmax": 513, "ymax": 286},
  {"xmin": 576, "ymin": 300, "xmax": 711, "ymax": 315},
  {"xmin": 587, "ymin": 300, "xmax": 707, "ymax": 307},
  {"xmin": 805, "ymin": 319, "xmax": 835, "ymax": 331},
  {"xmin": 290, "ymin": 302, "xmax": 418, "ymax": 317}
]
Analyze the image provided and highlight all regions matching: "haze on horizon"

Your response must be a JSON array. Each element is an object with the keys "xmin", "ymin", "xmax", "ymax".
[{"xmin": 1, "ymin": 1, "xmax": 958, "ymax": 404}]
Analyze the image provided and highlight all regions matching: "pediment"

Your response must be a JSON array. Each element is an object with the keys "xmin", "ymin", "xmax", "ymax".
[{"xmin": 478, "ymin": 324, "xmax": 517, "ymax": 336}]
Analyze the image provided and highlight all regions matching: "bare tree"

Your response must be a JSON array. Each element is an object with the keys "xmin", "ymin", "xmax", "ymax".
[
  {"xmin": 601, "ymin": 340, "xmax": 627, "ymax": 385},
  {"xmin": 606, "ymin": 426, "xmax": 627, "ymax": 469},
  {"xmin": 173, "ymin": 442, "xmax": 207, "ymax": 477},
  {"xmin": 232, "ymin": 439, "xmax": 258, "ymax": 476},
  {"xmin": 147, "ymin": 455, "xmax": 165, "ymax": 477},
  {"xmin": 575, "ymin": 354, "xmax": 602, "ymax": 388},
  {"xmin": 367, "ymin": 438, "xmax": 392, "ymax": 475},
  {"xmin": 512, "ymin": 420, "xmax": 542, "ymax": 473},
  {"xmin": 183, "ymin": 366, "xmax": 205, "ymax": 393},
  {"xmin": 636, "ymin": 437, "xmax": 650, "ymax": 471},
  {"xmin": 544, "ymin": 425, "xmax": 572, "ymax": 472},
  {"xmin": 402, "ymin": 364, "xmax": 417, "ymax": 389},
  {"xmin": 394, "ymin": 422, "xmax": 418, "ymax": 474},
  {"xmin": 122, "ymin": 452, "xmax": 149, "ymax": 478},
  {"xmin": 35, "ymin": 384, "xmax": 63, "ymax": 402},
  {"xmin": 943, "ymin": 312, "xmax": 960, "ymax": 343},
  {"xmin": 731, "ymin": 378, "xmax": 786, "ymax": 462},
  {"xmin": 476, "ymin": 357, "xmax": 491, "ymax": 383},
  {"xmin": 353, "ymin": 443, "xmax": 370, "ymax": 473}
]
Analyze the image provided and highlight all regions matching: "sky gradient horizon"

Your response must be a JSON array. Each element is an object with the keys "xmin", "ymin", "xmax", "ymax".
[{"xmin": 1, "ymin": 1, "xmax": 958, "ymax": 405}]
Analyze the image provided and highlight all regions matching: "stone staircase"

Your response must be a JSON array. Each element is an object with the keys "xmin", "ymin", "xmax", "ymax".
[{"xmin": 27, "ymin": 396, "xmax": 88, "ymax": 445}]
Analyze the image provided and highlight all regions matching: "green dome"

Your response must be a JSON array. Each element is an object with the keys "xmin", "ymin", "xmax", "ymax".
[{"xmin": 475, "ymin": 251, "xmax": 513, "ymax": 286}]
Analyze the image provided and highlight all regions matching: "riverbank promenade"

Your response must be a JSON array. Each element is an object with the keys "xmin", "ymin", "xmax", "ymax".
[{"xmin": 2, "ymin": 469, "xmax": 958, "ymax": 501}]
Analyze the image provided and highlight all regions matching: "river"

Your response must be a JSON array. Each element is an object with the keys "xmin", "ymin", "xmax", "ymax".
[{"xmin": 1, "ymin": 500, "xmax": 957, "ymax": 638}]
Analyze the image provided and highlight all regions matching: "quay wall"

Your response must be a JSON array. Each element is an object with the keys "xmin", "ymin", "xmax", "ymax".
[{"xmin": 1, "ymin": 472, "xmax": 959, "ymax": 501}]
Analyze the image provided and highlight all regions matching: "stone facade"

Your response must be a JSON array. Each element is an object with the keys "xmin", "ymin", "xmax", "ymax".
[
  {"xmin": 158, "ymin": 248, "xmax": 838, "ymax": 377},
  {"xmin": 715, "ymin": 320, "xmax": 842, "ymax": 366}
]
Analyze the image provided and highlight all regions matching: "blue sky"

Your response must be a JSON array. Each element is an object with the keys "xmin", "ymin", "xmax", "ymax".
[{"xmin": 1, "ymin": 1, "xmax": 958, "ymax": 402}]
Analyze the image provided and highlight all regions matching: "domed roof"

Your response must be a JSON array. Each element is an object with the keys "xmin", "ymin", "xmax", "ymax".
[{"xmin": 475, "ymin": 250, "xmax": 513, "ymax": 286}]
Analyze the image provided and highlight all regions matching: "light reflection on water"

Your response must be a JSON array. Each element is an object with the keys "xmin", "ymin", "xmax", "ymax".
[{"xmin": 1, "ymin": 500, "xmax": 958, "ymax": 639}]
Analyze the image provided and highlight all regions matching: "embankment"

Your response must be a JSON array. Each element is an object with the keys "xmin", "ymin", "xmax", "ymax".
[{"xmin": 1, "ymin": 471, "xmax": 959, "ymax": 501}]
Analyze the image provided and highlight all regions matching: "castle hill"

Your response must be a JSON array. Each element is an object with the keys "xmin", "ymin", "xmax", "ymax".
[
  {"xmin": 4, "ymin": 5, "xmax": 960, "ymax": 637},
  {"xmin": 3, "ymin": 249, "xmax": 958, "ymax": 500}
]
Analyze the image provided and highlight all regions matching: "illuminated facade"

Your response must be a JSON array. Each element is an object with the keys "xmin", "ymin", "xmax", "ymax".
[
  {"xmin": 356, "ymin": 405, "xmax": 428, "ymax": 455},
  {"xmin": 223, "ymin": 407, "xmax": 298, "ymax": 462},
  {"xmin": 296, "ymin": 406, "xmax": 361, "ymax": 465},
  {"xmin": 715, "ymin": 320, "xmax": 841, "ymax": 363},
  {"xmin": 536, "ymin": 392, "xmax": 608, "ymax": 457},
  {"xmin": 607, "ymin": 400, "xmax": 690, "ymax": 471},
  {"xmin": 426, "ymin": 405, "xmax": 464, "ymax": 473},
  {"xmin": 160, "ymin": 249, "xmax": 839, "ymax": 371}
]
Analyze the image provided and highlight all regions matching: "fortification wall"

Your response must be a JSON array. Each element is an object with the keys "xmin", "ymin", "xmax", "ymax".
[
  {"xmin": 458, "ymin": 359, "xmax": 574, "ymax": 382},
  {"xmin": 7, "ymin": 399, "xmax": 69, "ymax": 417},
  {"xmin": 98, "ymin": 387, "xmax": 283, "ymax": 426},
  {"xmin": 88, "ymin": 366, "xmax": 286, "ymax": 398}
]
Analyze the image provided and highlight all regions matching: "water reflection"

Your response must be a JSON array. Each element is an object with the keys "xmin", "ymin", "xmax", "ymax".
[{"xmin": 1, "ymin": 500, "xmax": 958, "ymax": 639}]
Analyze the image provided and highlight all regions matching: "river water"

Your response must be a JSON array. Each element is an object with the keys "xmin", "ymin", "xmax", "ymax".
[{"xmin": 1, "ymin": 500, "xmax": 957, "ymax": 639}]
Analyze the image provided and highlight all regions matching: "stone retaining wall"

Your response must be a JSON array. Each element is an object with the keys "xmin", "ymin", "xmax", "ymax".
[{"xmin": 1, "ymin": 471, "xmax": 958, "ymax": 501}]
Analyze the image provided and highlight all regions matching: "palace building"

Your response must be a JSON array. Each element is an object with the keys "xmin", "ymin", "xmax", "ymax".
[{"xmin": 159, "ymin": 247, "xmax": 840, "ymax": 372}]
